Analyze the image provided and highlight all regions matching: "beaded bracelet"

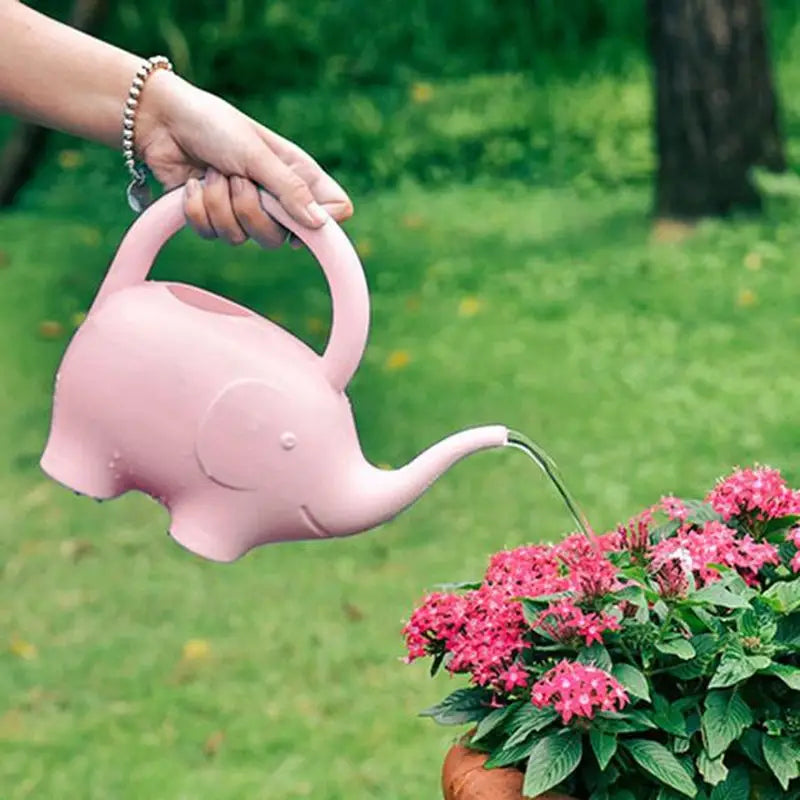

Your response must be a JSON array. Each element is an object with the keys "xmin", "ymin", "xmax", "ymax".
[{"xmin": 122, "ymin": 55, "xmax": 174, "ymax": 213}]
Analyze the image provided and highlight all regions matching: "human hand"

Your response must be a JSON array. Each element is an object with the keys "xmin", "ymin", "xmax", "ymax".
[{"xmin": 134, "ymin": 70, "xmax": 353, "ymax": 248}]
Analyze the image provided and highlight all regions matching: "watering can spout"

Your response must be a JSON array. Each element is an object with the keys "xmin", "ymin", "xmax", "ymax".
[{"xmin": 348, "ymin": 425, "xmax": 510, "ymax": 533}]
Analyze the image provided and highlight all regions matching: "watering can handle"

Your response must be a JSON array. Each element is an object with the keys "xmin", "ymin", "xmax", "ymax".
[{"xmin": 91, "ymin": 185, "xmax": 369, "ymax": 393}]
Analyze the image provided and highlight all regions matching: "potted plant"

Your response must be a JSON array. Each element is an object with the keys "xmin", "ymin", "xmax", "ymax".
[{"xmin": 402, "ymin": 467, "xmax": 800, "ymax": 800}]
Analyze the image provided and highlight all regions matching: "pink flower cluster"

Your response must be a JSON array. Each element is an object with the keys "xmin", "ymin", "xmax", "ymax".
[
  {"xmin": 706, "ymin": 466, "xmax": 800, "ymax": 522},
  {"xmin": 788, "ymin": 527, "xmax": 800, "ymax": 573},
  {"xmin": 650, "ymin": 520, "xmax": 779, "ymax": 588},
  {"xmin": 402, "ymin": 584, "xmax": 529, "ymax": 688},
  {"xmin": 534, "ymin": 600, "xmax": 620, "ymax": 647},
  {"xmin": 403, "ymin": 536, "xmax": 623, "ymax": 691},
  {"xmin": 531, "ymin": 661, "xmax": 629, "ymax": 723}
]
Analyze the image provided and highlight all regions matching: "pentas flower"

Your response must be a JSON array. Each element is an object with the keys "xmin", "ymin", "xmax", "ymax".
[
  {"xmin": 496, "ymin": 662, "xmax": 529, "ymax": 693},
  {"xmin": 484, "ymin": 544, "xmax": 571, "ymax": 598},
  {"xmin": 402, "ymin": 591, "xmax": 467, "ymax": 662},
  {"xmin": 614, "ymin": 508, "xmax": 654, "ymax": 556},
  {"xmin": 660, "ymin": 495, "xmax": 690, "ymax": 521},
  {"xmin": 403, "ymin": 584, "xmax": 529, "ymax": 689},
  {"xmin": 706, "ymin": 466, "xmax": 800, "ymax": 523},
  {"xmin": 535, "ymin": 600, "xmax": 620, "ymax": 646},
  {"xmin": 787, "ymin": 527, "xmax": 800, "ymax": 573},
  {"xmin": 531, "ymin": 660, "xmax": 629, "ymax": 724},
  {"xmin": 650, "ymin": 520, "xmax": 779, "ymax": 588}
]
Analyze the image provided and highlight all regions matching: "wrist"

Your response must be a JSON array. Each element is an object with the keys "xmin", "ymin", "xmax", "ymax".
[{"xmin": 131, "ymin": 67, "xmax": 183, "ymax": 159}]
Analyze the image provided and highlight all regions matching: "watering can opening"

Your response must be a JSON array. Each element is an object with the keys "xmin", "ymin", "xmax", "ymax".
[{"xmin": 165, "ymin": 283, "xmax": 253, "ymax": 318}]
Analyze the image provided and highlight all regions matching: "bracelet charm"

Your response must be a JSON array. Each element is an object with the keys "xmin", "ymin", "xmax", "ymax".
[{"xmin": 122, "ymin": 55, "xmax": 173, "ymax": 213}]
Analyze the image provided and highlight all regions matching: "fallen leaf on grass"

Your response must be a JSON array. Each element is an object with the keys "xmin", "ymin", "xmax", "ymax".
[
  {"xmin": 651, "ymin": 218, "xmax": 696, "ymax": 244},
  {"xmin": 306, "ymin": 316, "xmax": 326, "ymax": 335},
  {"xmin": 20, "ymin": 482, "xmax": 52, "ymax": 509},
  {"xmin": 38, "ymin": 320, "xmax": 64, "ymax": 339},
  {"xmin": 458, "ymin": 296, "xmax": 483, "ymax": 317},
  {"xmin": 57, "ymin": 149, "xmax": 84, "ymax": 169},
  {"xmin": 737, "ymin": 289, "xmax": 758, "ymax": 308},
  {"xmin": 410, "ymin": 82, "xmax": 435, "ymax": 103},
  {"xmin": 342, "ymin": 601, "xmax": 365, "ymax": 622},
  {"xmin": 181, "ymin": 639, "xmax": 211, "ymax": 662},
  {"xmin": 59, "ymin": 538, "xmax": 94, "ymax": 562},
  {"xmin": 744, "ymin": 252, "xmax": 763, "ymax": 271},
  {"xmin": 401, "ymin": 214, "xmax": 425, "ymax": 230},
  {"xmin": 77, "ymin": 227, "xmax": 101, "ymax": 247},
  {"xmin": 9, "ymin": 636, "xmax": 37, "ymax": 660},
  {"xmin": 203, "ymin": 730, "xmax": 225, "ymax": 758},
  {"xmin": 385, "ymin": 350, "xmax": 411, "ymax": 370}
]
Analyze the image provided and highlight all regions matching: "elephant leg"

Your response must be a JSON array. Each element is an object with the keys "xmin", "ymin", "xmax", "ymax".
[
  {"xmin": 167, "ymin": 494, "xmax": 251, "ymax": 564},
  {"xmin": 40, "ymin": 427, "xmax": 123, "ymax": 500}
]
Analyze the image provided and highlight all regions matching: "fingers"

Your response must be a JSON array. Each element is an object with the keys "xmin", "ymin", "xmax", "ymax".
[
  {"xmin": 183, "ymin": 170, "xmax": 250, "ymax": 246},
  {"xmin": 258, "ymin": 126, "xmax": 354, "ymax": 224},
  {"xmin": 229, "ymin": 176, "xmax": 288, "ymax": 249},
  {"xmin": 183, "ymin": 178, "xmax": 215, "ymax": 239},
  {"xmin": 244, "ymin": 133, "xmax": 329, "ymax": 230},
  {"xmin": 202, "ymin": 168, "xmax": 248, "ymax": 245}
]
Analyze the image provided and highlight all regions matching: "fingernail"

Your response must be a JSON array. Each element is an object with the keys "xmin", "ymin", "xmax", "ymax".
[
  {"xmin": 206, "ymin": 169, "xmax": 218, "ymax": 185},
  {"xmin": 306, "ymin": 201, "xmax": 329, "ymax": 226}
]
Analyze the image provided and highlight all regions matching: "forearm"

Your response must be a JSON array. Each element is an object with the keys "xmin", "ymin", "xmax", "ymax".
[{"xmin": 0, "ymin": 1, "xmax": 153, "ymax": 148}]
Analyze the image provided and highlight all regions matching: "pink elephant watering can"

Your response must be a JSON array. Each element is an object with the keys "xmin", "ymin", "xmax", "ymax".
[{"xmin": 39, "ymin": 187, "xmax": 510, "ymax": 562}]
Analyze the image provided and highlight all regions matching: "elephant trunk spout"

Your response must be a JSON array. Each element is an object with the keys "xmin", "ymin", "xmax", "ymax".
[{"xmin": 347, "ymin": 424, "xmax": 510, "ymax": 534}]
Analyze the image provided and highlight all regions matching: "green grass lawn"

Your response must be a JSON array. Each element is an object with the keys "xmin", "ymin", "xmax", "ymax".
[{"xmin": 4, "ymin": 60, "xmax": 800, "ymax": 798}]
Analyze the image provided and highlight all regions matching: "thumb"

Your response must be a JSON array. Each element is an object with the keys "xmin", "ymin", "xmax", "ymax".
[{"xmin": 244, "ymin": 139, "xmax": 328, "ymax": 229}]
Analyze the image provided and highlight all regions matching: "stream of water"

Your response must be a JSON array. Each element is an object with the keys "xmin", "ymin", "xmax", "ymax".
[{"xmin": 506, "ymin": 429, "xmax": 597, "ymax": 546}]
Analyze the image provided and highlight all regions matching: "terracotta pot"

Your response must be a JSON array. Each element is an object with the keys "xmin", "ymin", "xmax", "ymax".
[{"xmin": 442, "ymin": 742, "xmax": 579, "ymax": 800}]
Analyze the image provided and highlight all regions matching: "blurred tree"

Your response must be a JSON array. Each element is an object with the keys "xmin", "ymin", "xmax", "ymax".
[
  {"xmin": 0, "ymin": 0, "xmax": 108, "ymax": 207},
  {"xmin": 647, "ymin": 0, "xmax": 786, "ymax": 220}
]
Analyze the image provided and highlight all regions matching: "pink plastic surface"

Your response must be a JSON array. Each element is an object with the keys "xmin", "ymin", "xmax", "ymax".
[{"xmin": 40, "ymin": 186, "xmax": 509, "ymax": 562}]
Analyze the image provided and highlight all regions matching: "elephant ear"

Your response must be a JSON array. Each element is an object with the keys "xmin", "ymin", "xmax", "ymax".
[{"xmin": 195, "ymin": 379, "xmax": 287, "ymax": 490}]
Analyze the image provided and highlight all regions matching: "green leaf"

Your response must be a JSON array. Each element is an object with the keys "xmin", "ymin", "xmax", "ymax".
[
  {"xmin": 681, "ymin": 499, "xmax": 724, "ymax": 525},
  {"xmin": 737, "ymin": 729, "xmax": 766, "ymax": 769},
  {"xmin": 701, "ymin": 690, "xmax": 753, "ymax": 760},
  {"xmin": 690, "ymin": 583, "xmax": 751, "ymax": 610},
  {"xmin": 484, "ymin": 734, "xmax": 540, "ymax": 768},
  {"xmin": 762, "ymin": 735, "xmax": 800, "ymax": 790},
  {"xmin": 673, "ymin": 737, "xmax": 691, "ymax": 754},
  {"xmin": 622, "ymin": 738, "xmax": 697, "ymax": 797},
  {"xmin": 653, "ymin": 693, "xmax": 690, "ymax": 738},
  {"xmin": 650, "ymin": 519, "xmax": 681, "ymax": 543},
  {"xmin": 433, "ymin": 580, "xmax": 482, "ymax": 592},
  {"xmin": 709, "ymin": 650, "xmax": 764, "ymax": 689},
  {"xmin": 764, "ymin": 578, "xmax": 800, "ymax": 614},
  {"xmin": 670, "ymin": 634, "xmax": 721, "ymax": 680},
  {"xmin": 504, "ymin": 703, "xmax": 559, "ymax": 747},
  {"xmin": 598, "ymin": 709, "xmax": 658, "ymax": 733},
  {"xmin": 578, "ymin": 643, "xmax": 614, "ymax": 672},
  {"xmin": 775, "ymin": 613, "xmax": 800, "ymax": 648},
  {"xmin": 657, "ymin": 638, "xmax": 696, "ymax": 660},
  {"xmin": 471, "ymin": 701, "xmax": 523, "ymax": 744},
  {"xmin": 522, "ymin": 729, "xmax": 583, "ymax": 797},
  {"xmin": 419, "ymin": 687, "xmax": 493, "ymax": 725},
  {"xmin": 709, "ymin": 765, "xmax": 750, "ymax": 800},
  {"xmin": 696, "ymin": 750, "xmax": 728, "ymax": 786},
  {"xmin": 612, "ymin": 663, "xmax": 651, "ymax": 702},
  {"xmin": 764, "ymin": 663, "xmax": 800, "ymax": 690},
  {"xmin": 590, "ymin": 729, "xmax": 618, "ymax": 770}
]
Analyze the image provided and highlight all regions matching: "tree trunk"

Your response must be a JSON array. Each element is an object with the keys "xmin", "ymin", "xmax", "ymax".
[
  {"xmin": 647, "ymin": 0, "xmax": 785, "ymax": 220},
  {"xmin": 0, "ymin": 0, "xmax": 108, "ymax": 208}
]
